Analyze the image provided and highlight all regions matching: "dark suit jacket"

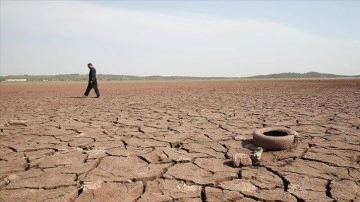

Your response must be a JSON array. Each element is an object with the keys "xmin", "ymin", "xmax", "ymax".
[{"xmin": 89, "ymin": 67, "xmax": 97, "ymax": 84}]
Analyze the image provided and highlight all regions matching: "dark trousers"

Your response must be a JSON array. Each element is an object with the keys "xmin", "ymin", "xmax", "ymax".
[{"xmin": 84, "ymin": 82, "xmax": 100, "ymax": 97}]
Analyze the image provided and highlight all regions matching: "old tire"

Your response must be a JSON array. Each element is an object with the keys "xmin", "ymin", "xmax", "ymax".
[{"xmin": 253, "ymin": 127, "xmax": 298, "ymax": 151}]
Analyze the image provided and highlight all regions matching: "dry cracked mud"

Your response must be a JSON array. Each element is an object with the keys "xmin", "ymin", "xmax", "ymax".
[{"xmin": 0, "ymin": 80, "xmax": 359, "ymax": 202}]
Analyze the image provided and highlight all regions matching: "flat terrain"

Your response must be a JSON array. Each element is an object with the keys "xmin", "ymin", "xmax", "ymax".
[{"xmin": 0, "ymin": 79, "xmax": 359, "ymax": 202}]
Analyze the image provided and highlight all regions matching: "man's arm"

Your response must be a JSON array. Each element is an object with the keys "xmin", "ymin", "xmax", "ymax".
[{"xmin": 90, "ymin": 69, "xmax": 95, "ymax": 83}]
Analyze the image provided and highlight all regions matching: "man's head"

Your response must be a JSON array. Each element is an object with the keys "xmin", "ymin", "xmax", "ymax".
[{"xmin": 88, "ymin": 63, "xmax": 93, "ymax": 69}]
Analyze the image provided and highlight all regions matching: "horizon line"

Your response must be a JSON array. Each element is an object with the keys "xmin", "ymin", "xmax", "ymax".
[{"xmin": 1, "ymin": 71, "xmax": 360, "ymax": 78}]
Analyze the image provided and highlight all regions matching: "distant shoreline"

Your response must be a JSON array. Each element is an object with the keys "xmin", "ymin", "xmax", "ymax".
[
  {"xmin": 1, "ymin": 77, "xmax": 360, "ymax": 85},
  {"xmin": 1, "ymin": 72, "xmax": 359, "ymax": 82}
]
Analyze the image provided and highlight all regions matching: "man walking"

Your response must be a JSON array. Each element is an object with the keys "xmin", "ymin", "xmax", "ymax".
[{"xmin": 84, "ymin": 63, "xmax": 100, "ymax": 98}]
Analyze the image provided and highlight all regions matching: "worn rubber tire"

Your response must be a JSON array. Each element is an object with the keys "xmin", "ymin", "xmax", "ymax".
[{"xmin": 252, "ymin": 127, "xmax": 298, "ymax": 151}]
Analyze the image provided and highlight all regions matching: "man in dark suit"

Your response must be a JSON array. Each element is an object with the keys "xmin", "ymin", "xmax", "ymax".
[{"xmin": 84, "ymin": 63, "xmax": 100, "ymax": 98}]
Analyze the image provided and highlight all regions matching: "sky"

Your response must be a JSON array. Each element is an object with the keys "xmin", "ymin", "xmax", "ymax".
[{"xmin": 1, "ymin": 0, "xmax": 359, "ymax": 77}]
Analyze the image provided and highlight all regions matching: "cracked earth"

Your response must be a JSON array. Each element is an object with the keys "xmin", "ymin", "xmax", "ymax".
[{"xmin": 0, "ymin": 80, "xmax": 359, "ymax": 202}]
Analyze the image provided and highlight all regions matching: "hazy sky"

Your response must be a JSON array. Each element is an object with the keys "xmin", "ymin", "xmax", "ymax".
[{"xmin": 1, "ymin": 1, "xmax": 359, "ymax": 77}]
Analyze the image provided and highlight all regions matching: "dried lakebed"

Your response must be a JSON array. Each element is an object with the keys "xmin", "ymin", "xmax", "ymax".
[{"xmin": 0, "ymin": 80, "xmax": 359, "ymax": 201}]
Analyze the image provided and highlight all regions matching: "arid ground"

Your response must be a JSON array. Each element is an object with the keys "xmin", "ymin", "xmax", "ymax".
[{"xmin": 0, "ymin": 79, "xmax": 359, "ymax": 202}]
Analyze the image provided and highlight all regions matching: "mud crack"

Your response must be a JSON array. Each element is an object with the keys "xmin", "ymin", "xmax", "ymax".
[{"xmin": 263, "ymin": 166, "xmax": 289, "ymax": 191}]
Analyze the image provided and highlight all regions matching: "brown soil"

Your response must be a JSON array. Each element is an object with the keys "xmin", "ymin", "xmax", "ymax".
[{"xmin": 0, "ymin": 79, "xmax": 359, "ymax": 201}]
